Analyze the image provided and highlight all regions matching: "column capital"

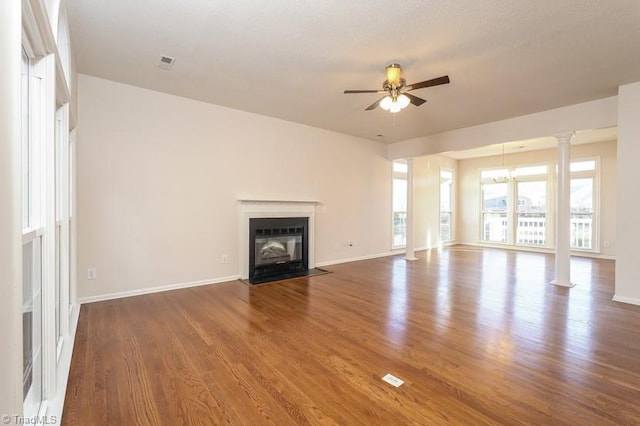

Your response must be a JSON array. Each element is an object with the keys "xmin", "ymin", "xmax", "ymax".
[{"xmin": 554, "ymin": 131, "xmax": 575, "ymax": 144}]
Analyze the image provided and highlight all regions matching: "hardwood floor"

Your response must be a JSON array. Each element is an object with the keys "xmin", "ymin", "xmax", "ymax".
[{"xmin": 62, "ymin": 246, "xmax": 640, "ymax": 425}]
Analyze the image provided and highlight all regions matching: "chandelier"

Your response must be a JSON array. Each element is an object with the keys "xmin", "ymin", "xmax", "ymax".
[{"xmin": 493, "ymin": 144, "xmax": 517, "ymax": 183}]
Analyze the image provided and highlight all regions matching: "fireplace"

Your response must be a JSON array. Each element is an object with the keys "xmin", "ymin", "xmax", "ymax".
[
  {"xmin": 238, "ymin": 199, "xmax": 318, "ymax": 282},
  {"xmin": 249, "ymin": 217, "xmax": 308, "ymax": 283}
]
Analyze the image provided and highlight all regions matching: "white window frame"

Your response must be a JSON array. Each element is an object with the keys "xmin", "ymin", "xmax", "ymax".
[
  {"xmin": 21, "ymin": 43, "xmax": 48, "ymax": 419},
  {"xmin": 440, "ymin": 168, "xmax": 455, "ymax": 242},
  {"xmin": 479, "ymin": 162, "xmax": 551, "ymax": 246},
  {"xmin": 54, "ymin": 103, "xmax": 71, "ymax": 359},
  {"xmin": 514, "ymin": 174, "xmax": 550, "ymax": 248},
  {"xmin": 569, "ymin": 157, "xmax": 600, "ymax": 252},
  {"xmin": 478, "ymin": 158, "xmax": 600, "ymax": 253},
  {"xmin": 21, "ymin": 0, "xmax": 77, "ymax": 419},
  {"xmin": 392, "ymin": 160, "xmax": 408, "ymax": 249},
  {"xmin": 480, "ymin": 179, "xmax": 510, "ymax": 244}
]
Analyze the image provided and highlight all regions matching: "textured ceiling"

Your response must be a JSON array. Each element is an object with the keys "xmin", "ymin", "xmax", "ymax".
[{"xmin": 66, "ymin": 0, "xmax": 640, "ymax": 143}]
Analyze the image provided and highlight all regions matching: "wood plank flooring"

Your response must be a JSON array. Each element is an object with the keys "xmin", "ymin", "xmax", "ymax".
[{"xmin": 62, "ymin": 246, "xmax": 640, "ymax": 425}]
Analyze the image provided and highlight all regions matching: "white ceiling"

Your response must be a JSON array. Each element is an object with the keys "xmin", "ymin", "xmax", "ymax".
[{"xmin": 66, "ymin": 1, "xmax": 640, "ymax": 144}]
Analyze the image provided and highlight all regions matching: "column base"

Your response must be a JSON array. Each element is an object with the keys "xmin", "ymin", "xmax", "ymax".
[
  {"xmin": 550, "ymin": 279, "xmax": 576, "ymax": 288},
  {"xmin": 404, "ymin": 256, "xmax": 418, "ymax": 261}
]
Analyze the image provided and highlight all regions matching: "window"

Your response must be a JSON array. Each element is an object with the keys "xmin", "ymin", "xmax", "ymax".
[
  {"xmin": 21, "ymin": 49, "xmax": 30, "ymax": 229},
  {"xmin": 514, "ymin": 165, "xmax": 548, "ymax": 177},
  {"xmin": 440, "ymin": 170, "xmax": 454, "ymax": 241},
  {"xmin": 21, "ymin": 1, "xmax": 77, "ymax": 418},
  {"xmin": 571, "ymin": 177, "xmax": 594, "ymax": 249},
  {"xmin": 22, "ymin": 236, "xmax": 43, "ymax": 414},
  {"xmin": 481, "ymin": 182, "xmax": 508, "ymax": 243},
  {"xmin": 68, "ymin": 133, "xmax": 74, "ymax": 316},
  {"xmin": 481, "ymin": 164, "xmax": 549, "ymax": 246},
  {"xmin": 55, "ymin": 108, "xmax": 64, "ymax": 347},
  {"xmin": 516, "ymin": 180, "xmax": 547, "ymax": 246},
  {"xmin": 21, "ymin": 47, "xmax": 44, "ymax": 416},
  {"xmin": 568, "ymin": 159, "xmax": 596, "ymax": 250},
  {"xmin": 479, "ymin": 159, "xmax": 598, "ymax": 251},
  {"xmin": 571, "ymin": 160, "xmax": 596, "ymax": 172},
  {"xmin": 392, "ymin": 160, "xmax": 407, "ymax": 248}
]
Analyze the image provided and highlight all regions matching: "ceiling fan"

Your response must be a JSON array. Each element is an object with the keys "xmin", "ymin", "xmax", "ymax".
[{"xmin": 344, "ymin": 64, "xmax": 450, "ymax": 113}]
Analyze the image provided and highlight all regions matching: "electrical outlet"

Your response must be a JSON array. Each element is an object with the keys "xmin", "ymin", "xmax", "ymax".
[
  {"xmin": 347, "ymin": 240, "xmax": 353, "ymax": 247},
  {"xmin": 221, "ymin": 254, "xmax": 228, "ymax": 264},
  {"xmin": 604, "ymin": 240, "xmax": 610, "ymax": 248},
  {"xmin": 87, "ymin": 268, "xmax": 97, "ymax": 280}
]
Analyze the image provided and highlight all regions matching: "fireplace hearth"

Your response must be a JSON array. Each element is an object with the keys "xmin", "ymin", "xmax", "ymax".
[{"xmin": 248, "ymin": 217, "xmax": 309, "ymax": 284}]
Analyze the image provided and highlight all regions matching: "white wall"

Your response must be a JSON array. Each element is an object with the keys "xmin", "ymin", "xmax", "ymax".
[
  {"xmin": 0, "ymin": 0, "xmax": 25, "ymax": 416},
  {"xmin": 77, "ymin": 75, "xmax": 392, "ymax": 300},
  {"xmin": 456, "ymin": 140, "xmax": 617, "ymax": 257},
  {"xmin": 414, "ymin": 155, "xmax": 458, "ymax": 250},
  {"xmin": 615, "ymin": 82, "xmax": 640, "ymax": 304}
]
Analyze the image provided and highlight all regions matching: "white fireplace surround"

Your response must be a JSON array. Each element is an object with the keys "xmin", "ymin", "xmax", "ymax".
[{"xmin": 238, "ymin": 200, "xmax": 318, "ymax": 280}]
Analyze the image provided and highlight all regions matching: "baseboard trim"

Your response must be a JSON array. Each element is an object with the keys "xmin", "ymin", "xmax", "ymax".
[
  {"xmin": 78, "ymin": 243, "xmax": 611, "ymax": 304},
  {"xmin": 78, "ymin": 275, "xmax": 240, "ymax": 304},
  {"xmin": 612, "ymin": 295, "xmax": 640, "ymax": 306},
  {"xmin": 79, "ymin": 251, "xmax": 411, "ymax": 304}
]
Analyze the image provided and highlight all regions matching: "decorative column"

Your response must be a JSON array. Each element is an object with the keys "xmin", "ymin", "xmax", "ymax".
[
  {"xmin": 552, "ymin": 132, "xmax": 575, "ymax": 287},
  {"xmin": 405, "ymin": 158, "xmax": 417, "ymax": 261}
]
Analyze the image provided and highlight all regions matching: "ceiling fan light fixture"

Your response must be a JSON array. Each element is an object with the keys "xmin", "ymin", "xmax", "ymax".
[
  {"xmin": 344, "ymin": 65, "xmax": 450, "ymax": 112},
  {"xmin": 397, "ymin": 94, "xmax": 410, "ymax": 108},
  {"xmin": 380, "ymin": 96, "xmax": 393, "ymax": 110},
  {"xmin": 380, "ymin": 94, "xmax": 410, "ymax": 113},
  {"xmin": 386, "ymin": 64, "xmax": 402, "ymax": 87}
]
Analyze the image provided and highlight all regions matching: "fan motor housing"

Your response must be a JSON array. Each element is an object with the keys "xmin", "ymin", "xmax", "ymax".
[{"xmin": 383, "ymin": 78, "xmax": 406, "ymax": 91}]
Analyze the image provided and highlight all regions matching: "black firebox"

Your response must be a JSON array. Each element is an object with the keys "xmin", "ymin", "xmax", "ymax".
[{"xmin": 248, "ymin": 217, "xmax": 309, "ymax": 284}]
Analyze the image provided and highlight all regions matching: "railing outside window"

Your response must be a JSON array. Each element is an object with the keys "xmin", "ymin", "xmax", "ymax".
[
  {"xmin": 440, "ymin": 212, "xmax": 452, "ymax": 241},
  {"xmin": 483, "ymin": 214, "xmax": 593, "ymax": 248},
  {"xmin": 571, "ymin": 214, "xmax": 593, "ymax": 249},
  {"xmin": 393, "ymin": 212, "xmax": 407, "ymax": 247},
  {"xmin": 483, "ymin": 213, "xmax": 508, "ymax": 243}
]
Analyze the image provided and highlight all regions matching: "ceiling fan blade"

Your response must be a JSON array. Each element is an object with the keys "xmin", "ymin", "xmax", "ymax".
[
  {"xmin": 403, "ymin": 92, "xmax": 427, "ymax": 106},
  {"xmin": 406, "ymin": 75, "xmax": 450, "ymax": 91},
  {"xmin": 365, "ymin": 97, "xmax": 386, "ymax": 111},
  {"xmin": 344, "ymin": 89, "xmax": 386, "ymax": 94}
]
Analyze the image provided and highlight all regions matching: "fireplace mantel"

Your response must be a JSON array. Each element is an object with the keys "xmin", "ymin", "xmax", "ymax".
[
  {"xmin": 238, "ymin": 199, "xmax": 321, "ymax": 205},
  {"xmin": 238, "ymin": 200, "xmax": 319, "ymax": 279}
]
